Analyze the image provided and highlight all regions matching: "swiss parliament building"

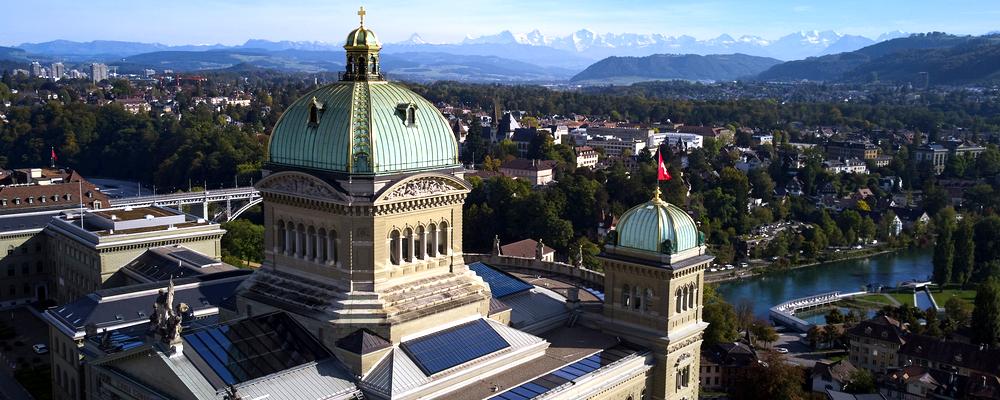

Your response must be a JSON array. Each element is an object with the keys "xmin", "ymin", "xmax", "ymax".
[{"xmin": 44, "ymin": 13, "xmax": 712, "ymax": 400}]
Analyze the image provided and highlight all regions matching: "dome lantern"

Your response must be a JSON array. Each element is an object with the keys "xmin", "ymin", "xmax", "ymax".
[{"xmin": 343, "ymin": 6, "xmax": 383, "ymax": 82}]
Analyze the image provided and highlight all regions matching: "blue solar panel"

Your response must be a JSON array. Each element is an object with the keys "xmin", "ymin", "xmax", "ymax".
[
  {"xmin": 468, "ymin": 262, "xmax": 534, "ymax": 298},
  {"xmin": 402, "ymin": 319, "xmax": 509, "ymax": 375},
  {"xmin": 489, "ymin": 346, "xmax": 636, "ymax": 399}
]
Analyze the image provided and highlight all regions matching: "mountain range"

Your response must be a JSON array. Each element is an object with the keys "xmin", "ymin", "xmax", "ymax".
[
  {"xmin": 570, "ymin": 54, "xmax": 782, "ymax": 84},
  {"xmin": 756, "ymin": 33, "xmax": 1000, "ymax": 84}
]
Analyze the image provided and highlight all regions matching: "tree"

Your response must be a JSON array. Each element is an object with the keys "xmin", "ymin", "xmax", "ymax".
[
  {"xmin": 943, "ymin": 297, "xmax": 972, "ymax": 329},
  {"xmin": 702, "ymin": 284, "xmax": 740, "ymax": 345},
  {"xmin": 730, "ymin": 352, "xmax": 808, "ymax": 400},
  {"xmin": 952, "ymin": 218, "xmax": 975, "ymax": 286},
  {"xmin": 220, "ymin": 219, "xmax": 264, "ymax": 267},
  {"xmin": 932, "ymin": 208, "xmax": 956, "ymax": 284},
  {"xmin": 750, "ymin": 319, "xmax": 778, "ymax": 347},
  {"xmin": 972, "ymin": 277, "xmax": 1000, "ymax": 347},
  {"xmin": 462, "ymin": 119, "xmax": 487, "ymax": 163},
  {"xmin": 843, "ymin": 369, "xmax": 877, "ymax": 394}
]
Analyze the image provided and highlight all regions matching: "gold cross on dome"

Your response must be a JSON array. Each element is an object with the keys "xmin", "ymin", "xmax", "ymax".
[{"xmin": 358, "ymin": 6, "xmax": 366, "ymax": 26}]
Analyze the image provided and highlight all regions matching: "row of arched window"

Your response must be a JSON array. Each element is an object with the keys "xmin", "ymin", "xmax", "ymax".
[
  {"xmin": 388, "ymin": 221, "xmax": 449, "ymax": 265},
  {"xmin": 674, "ymin": 281, "xmax": 700, "ymax": 313},
  {"xmin": 274, "ymin": 220, "xmax": 339, "ymax": 264},
  {"xmin": 621, "ymin": 285, "xmax": 655, "ymax": 312}
]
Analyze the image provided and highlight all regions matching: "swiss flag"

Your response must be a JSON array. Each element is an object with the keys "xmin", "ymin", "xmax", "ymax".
[{"xmin": 658, "ymin": 151, "xmax": 671, "ymax": 181}]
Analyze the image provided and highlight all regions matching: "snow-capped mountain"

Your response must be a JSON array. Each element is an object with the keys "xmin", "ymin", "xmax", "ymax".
[{"xmin": 417, "ymin": 29, "xmax": 907, "ymax": 60}]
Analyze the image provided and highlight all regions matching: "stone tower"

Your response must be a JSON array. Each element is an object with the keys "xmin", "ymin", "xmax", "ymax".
[
  {"xmin": 598, "ymin": 188, "xmax": 713, "ymax": 400},
  {"xmin": 235, "ymin": 9, "xmax": 491, "ymax": 376}
]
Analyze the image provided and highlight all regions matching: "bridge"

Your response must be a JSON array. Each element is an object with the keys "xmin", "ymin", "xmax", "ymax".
[
  {"xmin": 108, "ymin": 187, "xmax": 261, "ymax": 222},
  {"xmin": 769, "ymin": 290, "xmax": 867, "ymax": 332}
]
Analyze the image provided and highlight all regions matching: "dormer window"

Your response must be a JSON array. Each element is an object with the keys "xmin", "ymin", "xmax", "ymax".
[
  {"xmin": 308, "ymin": 97, "xmax": 324, "ymax": 127},
  {"xmin": 397, "ymin": 103, "xmax": 418, "ymax": 127}
]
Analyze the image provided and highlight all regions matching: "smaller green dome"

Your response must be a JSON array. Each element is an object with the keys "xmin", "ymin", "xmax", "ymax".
[
  {"xmin": 615, "ymin": 189, "xmax": 700, "ymax": 254},
  {"xmin": 345, "ymin": 27, "xmax": 381, "ymax": 49}
]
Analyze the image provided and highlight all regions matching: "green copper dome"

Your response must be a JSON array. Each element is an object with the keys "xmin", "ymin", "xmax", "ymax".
[
  {"xmin": 267, "ymin": 81, "xmax": 460, "ymax": 175},
  {"xmin": 615, "ymin": 190, "xmax": 700, "ymax": 254},
  {"xmin": 345, "ymin": 27, "xmax": 380, "ymax": 49}
]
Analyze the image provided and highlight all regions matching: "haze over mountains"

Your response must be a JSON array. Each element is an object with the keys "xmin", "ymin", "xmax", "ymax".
[{"xmin": 5, "ymin": 30, "xmax": 1000, "ymax": 85}]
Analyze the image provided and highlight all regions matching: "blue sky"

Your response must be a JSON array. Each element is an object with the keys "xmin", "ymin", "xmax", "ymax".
[{"xmin": 2, "ymin": 0, "xmax": 997, "ymax": 46}]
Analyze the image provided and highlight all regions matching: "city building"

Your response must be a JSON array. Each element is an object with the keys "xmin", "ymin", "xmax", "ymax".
[
  {"xmin": 826, "ymin": 140, "xmax": 881, "ymax": 160},
  {"xmin": 55, "ymin": 16, "xmax": 711, "ymax": 400},
  {"xmin": 914, "ymin": 141, "xmax": 986, "ymax": 175},
  {"xmin": 510, "ymin": 127, "xmax": 538, "ymax": 158},
  {"xmin": 824, "ymin": 158, "xmax": 869, "ymax": 174},
  {"xmin": 90, "ymin": 63, "xmax": 109, "ymax": 83},
  {"xmin": 587, "ymin": 126, "xmax": 653, "ymax": 141},
  {"xmin": 50, "ymin": 62, "xmax": 66, "ymax": 80},
  {"xmin": 115, "ymin": 98, "xmax": 151, "ymax": 114},
  {"xmin": 45, "ymin": 206, "xmax": 225, "ymax": 303},
  {"xmin": 848, "ymin": 315, "xmax": 906, "ymax": 374},
  {"xmin": 651, "ymin": 132, "xmax": 704, "ymax": 152},
  {"xmin": 575, "ymin": 146, "xmax": 599, "ymax": 169},
  {"xmin": 500, "ymin": 159, "xmax": 557, "ymax": 186},
  {"xmin": 586, "ymin": 137, "xmax": 647, "ymax": 158},
  {"xmin": 751, "ymin": 134, "xmax": 774, "ymax": 146},
  {"xmin": 700, "ymin": 341, "xmax": 757, "ymax": 392},
  {"xmin": 30, "ymin": 61, "xmax": 43, "ymax": 77}
]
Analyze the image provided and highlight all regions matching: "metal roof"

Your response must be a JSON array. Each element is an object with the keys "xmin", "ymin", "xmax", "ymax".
[
  {"xmin": 48, "ymin": 272, "xmax": 249, "ymax": 333},
  {"xmin": 0, "ymin": 210, "xmax": 62, "ymax": 233},
  {"xmin": 267, "ymin": 81, "xmax": 459, "ymax": 176},
  {"xmin": 616, "ymin": 196, "xmax": 699, "ymax": 254}
]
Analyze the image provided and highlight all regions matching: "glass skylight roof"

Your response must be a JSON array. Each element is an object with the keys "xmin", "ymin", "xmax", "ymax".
[
  {"xmin": 488, "ymin": 346, "xmax": 637, "ymax": 399},
  {"xmin": 401, "ymin": 319, "xmax": 509, "ymax": 375},
  {"xmin": 183, "ymin": 312, "xmax": 329, "ymax": 385},
  {"xmin": 468, "ymin": 262, "xmax": 533, "ymax": 298}
]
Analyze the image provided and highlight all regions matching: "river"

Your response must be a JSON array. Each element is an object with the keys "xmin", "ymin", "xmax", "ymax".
[{"xmin": 716, "ymin": 248, "xmax": 933, "ymax": 319}]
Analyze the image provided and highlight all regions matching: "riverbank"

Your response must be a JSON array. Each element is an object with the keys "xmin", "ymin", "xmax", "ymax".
[
  {"xmin": 716, "ymin": 247, "xmax": 934, "ymax": 319},
  {"xmin": 706, "ymin": 246, "xmax": 903, "ymax": 284}
]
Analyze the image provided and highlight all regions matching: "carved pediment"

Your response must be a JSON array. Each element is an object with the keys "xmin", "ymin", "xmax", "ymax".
[
  {"xmin": 256, "ymin": 172, "xmax": 345, "ymax": 201},
  {"xmin": 378, "ymin": 175, "xmax": 468, "ymax": 202}
]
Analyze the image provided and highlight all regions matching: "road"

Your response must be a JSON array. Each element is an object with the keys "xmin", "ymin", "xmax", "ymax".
[{"xmin": 772, "ymin": 330, "xmax": 846, "ymax": 368}]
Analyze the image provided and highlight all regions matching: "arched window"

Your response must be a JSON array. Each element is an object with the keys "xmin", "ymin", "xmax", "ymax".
[
  {"xmin": 633, "ymin": 287, "xmax": 642, "ymax": 310},
  {"xmin": 438, "ymin": 221, "xmax": 449, "ymax": 255},
  {"xmin": 622, "ymin": 285, "xmax": 631, "ymax": 307},
  {"xmin": 687, "ymin": 284, "xmax": 695, "ymax": 310},
  {"xmin": 675, "ymin": 289, "xmax": 683, "ymax": 313},
  {"xmin": 403, "ymin": 227, "xmax": 413, "ymax": 262},
  {"xmin": 415, "ymin": 226, "xmax": 425, "ymax": 260},
  {"xmin": 427, "ymin": 223, "xmax": 437, "ymax": 257},
  {"xmin": 644, "ymin": 289, "xmax": 654, "ymax": 312},
  {"xmin": 389, "ymin": 230, "xmax": 401, "ymax": 265},
  {"xmin": 405, "ymin": 105, "xmax": 417, "ymax": 127}
]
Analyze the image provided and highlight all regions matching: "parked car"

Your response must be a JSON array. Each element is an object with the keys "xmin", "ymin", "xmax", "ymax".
[
  {"xmin": 774, "ymin": 347, "xmax": 789, "ymax": 354},
  {"xmin": 32, "ymin": 344, "xmax": 48, "ymax": 354}
]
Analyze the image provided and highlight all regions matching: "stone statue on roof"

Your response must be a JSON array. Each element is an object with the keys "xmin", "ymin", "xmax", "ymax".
[
  {"xmin": 535, "ymin": 239, "xmax": 545, "ymax": 260},
  {"xmin": 493, "ymin": 235, "xmax": 501, "ymax": 256}
]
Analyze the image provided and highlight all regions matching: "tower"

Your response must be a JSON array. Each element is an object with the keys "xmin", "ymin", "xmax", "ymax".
[
  {"xmin": 599, "ymin": 188, "xmax": 712, "ymax": 400},
  {"xmin": 236, "ymin": 9, "xmax": 491, "ymax": 377}
]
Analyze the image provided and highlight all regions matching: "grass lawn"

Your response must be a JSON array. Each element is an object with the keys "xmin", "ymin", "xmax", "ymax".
[
  {"xmin": 853, "ymin": 294, "xmax": 896, "ymax": 306},
  {"xmin": 934, "ymin": 289, "xmax": 976, "ymax": 306},
  {"xmin": 889, "ymin": 292, "xmax": 915, "ymax": 307}
]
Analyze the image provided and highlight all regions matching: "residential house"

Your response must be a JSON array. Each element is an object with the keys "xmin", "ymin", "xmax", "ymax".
[
  {"xmin": 848, "ymin": 315, "xmax": 907, "ymax": 374},
  {"xmin": 812, "ymin": 359, "xmax": 859, "ymax": 393},
  {"xmin": 499, "ymin": 159, "xmax": 557, "ymax": 186},
  {"xmin": 575, "ymin": 146, "xmax": 599, "ymax": 169},
  {"xmin": 700, "ymin": 342, "xmax": 758, "ymax": 393},
  {"xmin": 500, "ymin": 238, "xmax": 555, "ymax": 262}
]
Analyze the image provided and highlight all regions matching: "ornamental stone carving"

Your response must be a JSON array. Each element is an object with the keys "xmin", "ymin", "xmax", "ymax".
[
  {"xmin": 259, "ymin": 174, "xmax": 339, "ymax": 199},
  {"xmin": 383, "ymin": 178, "xmax": 460, "ymax": 200}
]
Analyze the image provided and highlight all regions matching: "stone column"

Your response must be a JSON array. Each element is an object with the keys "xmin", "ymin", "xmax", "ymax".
[
  {"xmin": 295, "ymin": 230, "xmax": 303, "ymax": 258},
  {"xmin": 285, "ymin": 226, "xmax": 293, "ymax": 256},
  {"xmin": 430, "ymin": 230, "xmax": 439, "ymax": 257},
  {"xmin": 327, "ymin": 236, "xmax": 336, "ymax": 265},
  {"xmin": 420, "ymin": 231, "xmax": 428, "ymax": 260},
  {"xmin": 407, "ymin": 233, "xmax": 415, "ymax": 262},
  {"xmin": 314, "ymin": 232, "xmax": 323, "ymax": 262},
  {"xmin": 272, "ymin": 225, "xmax": 281, "ymax": 253},
  {"xmin": 395, "ymin": 237, "xmax": 403, "ymax": 264}
]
